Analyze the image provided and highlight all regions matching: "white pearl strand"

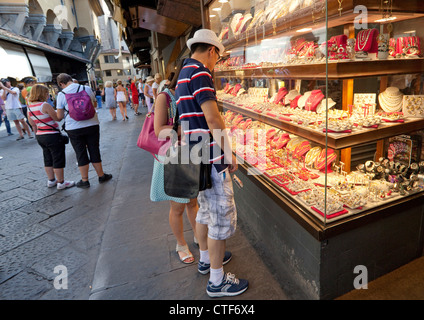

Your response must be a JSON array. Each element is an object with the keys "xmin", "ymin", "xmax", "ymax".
[{"xmin": 378, "ymin": 87, "xmax": 403, "ymax": 112}]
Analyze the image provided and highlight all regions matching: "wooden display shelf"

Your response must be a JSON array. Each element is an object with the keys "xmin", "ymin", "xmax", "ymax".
[
  {"xmin": 220, "ymin": 0, "xmax": 424, "ymax": 54},
  {"xmin": 220, "ymin": 101, "xmax": 424, "ymax": 150},
  {"xmin": 215, "ymin": 58, "xmax": 424, "ymax": 80}
]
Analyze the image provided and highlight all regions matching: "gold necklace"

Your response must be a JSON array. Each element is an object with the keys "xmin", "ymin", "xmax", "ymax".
[{"xmin": 338, "ymin": 0, "xmax": 343, "ymax": 16}]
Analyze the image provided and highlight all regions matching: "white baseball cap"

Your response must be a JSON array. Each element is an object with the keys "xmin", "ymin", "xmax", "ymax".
[{"xmin": 187, "ymin": 29, "xmax": 225, "ymax": 56}]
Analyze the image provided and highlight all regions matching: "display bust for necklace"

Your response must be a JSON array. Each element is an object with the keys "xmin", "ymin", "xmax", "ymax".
[
  {"xmin": 305, "ymin": 146, "xmax": 322, "ymax": 168},
  {"xmin": 355, "ymin": 28, "xmax": 379, "ymax": 60},
  {"xmin": 315, "ymin": 148, "xmax": 337, "ymax": 173},
  {"xmin": 378, "ymin": 87, "xmax": 403, "ymax": 113},
  {"xmin": 396, "ymin": 36, "xmax": 421, "ymax": 58},
  {"xmin": 305, "ymin": 90, "xmax": 325, "ymax": 112}
]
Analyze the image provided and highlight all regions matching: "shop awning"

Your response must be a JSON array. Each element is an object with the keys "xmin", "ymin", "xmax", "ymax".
[
  {"xmin": 25, "ymin": 47, "xmax": 53, "ymax": 83},
  {"xmin": 0, "ymin": 28, "xmax": 91, "ymax": 64},
  {"xmin": 134, "ymin": 6, "xmax": 190, "ymax": 38},
  {"xmin": 0, "ymin": 40, "xmax": 33, "ymax": 80},
  {"xmin": 88, "ymin": 0, "xmax": 105, "ymax": 17}
]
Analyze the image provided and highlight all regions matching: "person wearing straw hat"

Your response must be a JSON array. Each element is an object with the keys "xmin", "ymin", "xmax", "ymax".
[
  {"xmin": 144, "ymin": 76, "xmax": 155, "ymax": 112},
  {"xmin": 175, "ymin": 29, "xmax": 248, "ymax": 298}
]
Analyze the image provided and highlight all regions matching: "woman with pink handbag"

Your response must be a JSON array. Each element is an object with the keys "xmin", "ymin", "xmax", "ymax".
[{"xmin": 149, "ymin": 60, "xmax": 199, "ymax": 264}]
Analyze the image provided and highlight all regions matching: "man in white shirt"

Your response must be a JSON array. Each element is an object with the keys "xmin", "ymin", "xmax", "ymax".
[
  {"xmin": 0, "ymin": 78, "xmax": 33, "ymax": 141},
  {"xmin": 56, "ymin": 73, "xmax": 112, "ymax": 188}
]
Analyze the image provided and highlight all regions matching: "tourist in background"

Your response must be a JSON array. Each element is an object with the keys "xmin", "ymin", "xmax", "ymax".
[
  {"xmin": 152, "ymin": 73, "xmax": 162, "ymax": 99},
  {"xmin": 0, "ymin": 78, "xmax": 33, "ymax": 141},
  {"xmin": 27, "ymin": 84, "xmax": 74, "ymax": 190},
  {"xmin": 56, "ymin": 73, "xmax": 112, "ymax": 188},
  {"xmin": 96, "ymin": 86, "xmax": 103, "ymax": 109},
  {"xmin": 102, "ymin": 81, "xmax": 117, "ymax": 120},
  {"xmin": 144, "ymin": 76, "xmax": 155, "ymax": 113},
  {"xmin": 18, "ymin": 83, "xmax": 33, "ymax": 132},
  {"xmin": 138, "ymin": 78, "xmax": 146, "ymax": 108},
  {"xmin": 130, "ymin": 78, "xmax": 141, "ymax": 116},
  {"xmin": 0, "ymin": 95, "xmax": 12, "ymax": 136},
  {"xmin": 116, "ymin": 80, "xmax": 129, "ymax": 121}
]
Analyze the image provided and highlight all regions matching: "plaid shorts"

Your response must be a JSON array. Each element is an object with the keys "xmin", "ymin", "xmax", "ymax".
[{"xmin": 196, "ymin": 166, "xmax": 237, "ymax": 241}]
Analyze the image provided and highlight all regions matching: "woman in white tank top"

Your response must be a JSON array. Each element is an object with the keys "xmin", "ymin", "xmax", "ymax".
[{"xmin": 115, "ymin": 80, "xmax": 128, "ymax": 121}]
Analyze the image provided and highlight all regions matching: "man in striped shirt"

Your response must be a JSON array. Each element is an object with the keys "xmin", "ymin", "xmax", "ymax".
[{"xmin": 175, "ymin": 29, "xmax": 248, "ymax": 297}]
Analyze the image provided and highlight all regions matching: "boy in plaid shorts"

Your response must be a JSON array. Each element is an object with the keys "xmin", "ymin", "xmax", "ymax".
[{"xmin": 175, "ymin": 29, "xmax": 248, "ymax": 297}]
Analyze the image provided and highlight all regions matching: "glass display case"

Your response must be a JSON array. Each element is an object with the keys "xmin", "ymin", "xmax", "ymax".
[
  {"xmin": 206, "ymin": 0, "xmax": 424, "ymax": 228},
  {"xmin": 204, "ymin": 0, "xmax": 424, "ymax": 299}
]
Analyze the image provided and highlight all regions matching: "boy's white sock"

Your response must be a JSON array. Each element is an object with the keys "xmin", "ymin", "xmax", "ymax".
[
  {"xmin": 210, "ymin": 267, "xmax": 224, "ymax": 286},
  {"xmin": 200, "ymin": 249, "xmax": 210, "ymax": 264}
]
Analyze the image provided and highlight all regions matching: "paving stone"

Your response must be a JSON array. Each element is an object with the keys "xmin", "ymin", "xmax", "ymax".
[
  {"xmin": 18, "ymin": 187, "xmax": 58, "ymax": 202},
  {"xmin": 22, "ymin": 179, "xmax": 59, "ymax": 192},
  {"xmin": 4, "ymin": 167, "xmax": 34, "ymax": 178},
  {"xmin": 0, "ymin": 188, "xmax": 24, "ymax": 202},
  {"xmin": 18, "ymin": 195, "xmax": 73, "ymax": 216},
  {"xmin": 0, "ymin": 169, "xmax": 13, "ymax": 178},
  {"xmin": 0, "ymin": 210, "xmax": 48, "ymax": 236},
  {"xmin": 53, "ymin": 215, "xmax": 104, "ymax": 242},
  {"xmin": 40, "ymin": 205, "xmax": 92, "ymax": 229},
  {"xmin": 0, "ymin": 271, "xmax": 51, "ymax": 300},
  {"xmin": 20, "ymin": 171, "xmax": 49, "ymax": 182},
  {"xmin": 91, "ymin": 236, "xmax": 170, "ymax": 293},
  {"xmin": 0, "ymin": 180, "xmax": 27, "ymax": 192},
  {"xmin": 0, "ymin": 223, "xmax": 50, "ymax": 255},
  {"xmin": 73, "ymin": 228, "xmax": 105, "ymax": 252},
  {"xmin": 0, "ymin": 197, "xmax": 32, "ymax": 212},
  {"xmin": 30, "ymin": 246, "xmax": 89, "ymax": 281},
  {"xmin": 0, "ymin": 233, "xmax": 69, "ymax": 284},
  {"xmin": 39, "ymin": 262, "xmax": 95, "ymax": 300}
]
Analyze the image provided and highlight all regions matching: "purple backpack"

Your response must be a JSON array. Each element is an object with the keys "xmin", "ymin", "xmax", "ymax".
[{"xmin": 65, "ymin": 85, "xmax": 96, "ymax": 121}]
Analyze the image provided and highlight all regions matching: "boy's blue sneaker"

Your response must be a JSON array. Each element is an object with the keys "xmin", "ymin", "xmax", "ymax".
[
  {"xmin": 206, "ymin": 272, "xmax": 248, "ymax": 297},
  {"xmin": 198, "ymin": 251, "xmax": 232, "ymax": 275}
]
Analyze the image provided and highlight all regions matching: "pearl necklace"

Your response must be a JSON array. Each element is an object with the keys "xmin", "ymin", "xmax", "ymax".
[{"xmin": 379, "ymin": 89, "xmax": 403, "ymax": 112}]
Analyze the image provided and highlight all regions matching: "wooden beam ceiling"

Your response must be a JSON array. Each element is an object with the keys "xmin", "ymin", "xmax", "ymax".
[
  {"xmin": 157, "ymin": 0, "xmax": 202, "ymax": 27},
  {"xmin": 134, "ymin": 6, "xmax": 190, "ymax": 38}
]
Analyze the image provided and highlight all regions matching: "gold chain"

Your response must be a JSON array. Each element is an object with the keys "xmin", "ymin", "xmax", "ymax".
[
  {"xmin": 380, "ymin": 0, "xmax": 393, "ymax": 20},
  {"xmin": 338, "ymin": 0, "xmax": 344, "ymax": 16}
]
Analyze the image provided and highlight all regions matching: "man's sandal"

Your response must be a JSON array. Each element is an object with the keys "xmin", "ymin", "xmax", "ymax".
[{"xmin": 176, "ymin": 244, "xmax": 194, "ymax": 264}]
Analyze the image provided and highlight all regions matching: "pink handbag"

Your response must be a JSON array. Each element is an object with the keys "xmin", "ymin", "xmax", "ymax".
[{"xmin": 137, "ymin": 92, "xmax": 173, "ymax": 157}]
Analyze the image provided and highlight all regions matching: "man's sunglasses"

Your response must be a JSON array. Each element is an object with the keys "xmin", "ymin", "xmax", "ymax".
[{"xmin": 214, "ymin": 47, "xmax": 222, "ymax": 63}]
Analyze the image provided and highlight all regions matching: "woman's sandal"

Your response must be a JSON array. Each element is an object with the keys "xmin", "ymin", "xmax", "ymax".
[{"xmin": 176, "ymin": 244, "xmax": 194, "ymax": 264}]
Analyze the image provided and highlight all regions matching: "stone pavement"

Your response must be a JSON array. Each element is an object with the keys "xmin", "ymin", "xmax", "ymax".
[{"xmin": 0, "ymin": 106, "xmax": 307, "ymax": 300}]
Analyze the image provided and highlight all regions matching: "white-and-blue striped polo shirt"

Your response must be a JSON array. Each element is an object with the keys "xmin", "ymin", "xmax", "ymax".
[{"xmin": 175, "ymin": 58, "xmax": 227, "ymax": 172}]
